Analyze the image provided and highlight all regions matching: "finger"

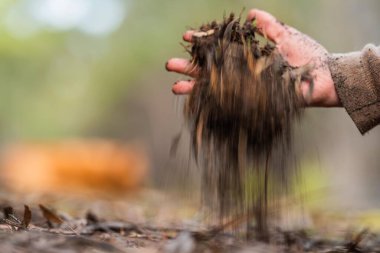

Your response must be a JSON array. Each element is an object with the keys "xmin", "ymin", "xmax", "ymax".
[
  {"xmin": 166, "ymin": 58, "xmax": 198, "ymax": 77},
  {"xmin": 246, "ymin": 9, "xmax": 289, "ymax": 44},
  {"xmin": 183, "ymin": 31, "xmax": 195, "ymax": 42},
  {"xmin": 172, "ymin": 80, "xmax": 195, "ymax": 95}
]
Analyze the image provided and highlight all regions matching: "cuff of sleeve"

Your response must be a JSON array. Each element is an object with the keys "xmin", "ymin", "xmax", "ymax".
[
  {"xmin": 328, "ymin": 48, "xmax": 380, "ymax": 134},
  {"xmin": 349, "ymin": 103, "xmax": 380, "ymax": 134}
]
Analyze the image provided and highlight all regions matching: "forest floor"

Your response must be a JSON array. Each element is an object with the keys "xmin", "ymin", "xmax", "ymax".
[{"xmin": 0, "ymin": 189, "xmax": 380, "ymax": 253}]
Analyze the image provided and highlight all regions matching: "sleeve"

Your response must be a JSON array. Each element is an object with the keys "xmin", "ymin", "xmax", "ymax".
[{"xmin": 328, "ymin": 45, "xmax": 380, "ymax": 134}]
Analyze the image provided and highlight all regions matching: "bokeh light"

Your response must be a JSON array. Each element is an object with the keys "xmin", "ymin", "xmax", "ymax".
[{"xmin": 4, "ymin": 0, "xmax": 127, "ymax": 37}]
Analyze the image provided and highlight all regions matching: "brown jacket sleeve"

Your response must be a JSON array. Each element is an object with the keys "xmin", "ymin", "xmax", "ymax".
[{"xmin": 328, "ymin": 45, "xmax": 380, "ymax": 134}]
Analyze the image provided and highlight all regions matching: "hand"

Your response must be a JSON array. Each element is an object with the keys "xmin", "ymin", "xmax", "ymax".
[{"xmin": 166, "ymin": 9, "xmax": 341, "ymax": 107}]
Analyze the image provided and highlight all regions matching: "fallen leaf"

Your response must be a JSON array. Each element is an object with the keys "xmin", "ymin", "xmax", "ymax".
[
  {"xmin": 39, "ymin": 204, "xmax": 63, "ymax": 225},
  {"xmin": 22, "ymin": 205, "xmax": 32, "ymax": 229}
]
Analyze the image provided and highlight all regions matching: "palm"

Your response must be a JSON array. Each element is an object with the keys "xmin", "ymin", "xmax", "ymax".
[{"xmin": 275, "ymin": 27, "xmax": 338, "ymax": 106}]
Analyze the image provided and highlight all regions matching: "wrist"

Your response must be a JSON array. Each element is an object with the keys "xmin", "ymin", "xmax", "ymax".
[{"xmin": 301, "ymin": 70, "xmax": 341, "ymax": 107}]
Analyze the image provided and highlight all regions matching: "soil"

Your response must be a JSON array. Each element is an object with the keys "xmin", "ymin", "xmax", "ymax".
[{"xmin": 182, "ymin": 13, "xmax": 313, "ymax": 237}]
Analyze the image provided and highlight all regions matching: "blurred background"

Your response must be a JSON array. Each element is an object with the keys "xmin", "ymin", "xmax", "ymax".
[{"xmin": 0, "ymin": 0, "xmax": 379, "ymax": 222}]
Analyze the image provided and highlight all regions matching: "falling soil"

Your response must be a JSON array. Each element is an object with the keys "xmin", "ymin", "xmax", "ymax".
[{"xmin": 182, "ymin": 13, "xmax": 313, "ymax": 238}]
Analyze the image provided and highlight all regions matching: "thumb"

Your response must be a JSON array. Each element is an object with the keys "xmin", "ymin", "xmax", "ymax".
[{"xmin": 247, "ymin": 9, "xmax": 289, "ymax": 44}]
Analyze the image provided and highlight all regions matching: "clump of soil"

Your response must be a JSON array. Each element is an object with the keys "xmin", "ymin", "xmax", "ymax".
[{"xmin": 183, "ymin": 13, "xmax": 313, "ymax": 237}]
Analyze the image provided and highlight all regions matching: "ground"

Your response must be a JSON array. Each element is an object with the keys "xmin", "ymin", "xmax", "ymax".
[{"xmin": 0, "ymin": 189, "xmax": 379, "ymax": 253}]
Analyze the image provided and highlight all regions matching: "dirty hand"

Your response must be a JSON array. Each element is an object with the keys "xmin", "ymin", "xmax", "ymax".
[{"xmin": 166, "ymin": 9, "xmax": 341, "ymax": 107}]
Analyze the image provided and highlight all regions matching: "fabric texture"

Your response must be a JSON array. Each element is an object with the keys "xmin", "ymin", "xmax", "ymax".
[{"xmin": 328, "ymin": 45, "xmax": 380, "ymax": 134}]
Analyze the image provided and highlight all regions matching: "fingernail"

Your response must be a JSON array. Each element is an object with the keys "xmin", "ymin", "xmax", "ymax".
[{"xmin": 165, "ymin": 61, "xmax": 169, "ymax": 70}]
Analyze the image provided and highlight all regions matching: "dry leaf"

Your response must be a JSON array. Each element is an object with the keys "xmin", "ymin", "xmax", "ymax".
[
  {"xmin": 22, "ymin": 205, "xmax": 32, "ymax": 229},
  {"xmin": 39, "ymin": 204, "xmax": 63, "ymax": 225}
]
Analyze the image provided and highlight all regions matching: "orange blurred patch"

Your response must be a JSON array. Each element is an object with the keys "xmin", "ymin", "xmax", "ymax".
[{"xmin": 0, "ymin": 140, "xmax": 149, "ymax": 195}]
